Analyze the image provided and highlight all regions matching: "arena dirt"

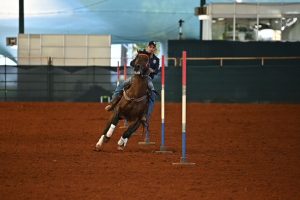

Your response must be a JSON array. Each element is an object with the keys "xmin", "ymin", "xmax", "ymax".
[{"xmin": 1, "ymin": 102, "xmax": 300, "ymax": 200}]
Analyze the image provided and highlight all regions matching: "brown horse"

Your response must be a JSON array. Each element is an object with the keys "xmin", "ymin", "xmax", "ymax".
[{"xmin": 95, "ymin": 51, "xmax": 151, "ymax": 151}]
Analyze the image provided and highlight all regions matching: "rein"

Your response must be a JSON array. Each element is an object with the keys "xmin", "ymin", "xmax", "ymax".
[
  {"xmin": 122, "ymin": 52, "xmax": 149, "ymax": 102},
  {"xmin": 123, "ymin": 88, "xmax": 147, "ymax": 102}
]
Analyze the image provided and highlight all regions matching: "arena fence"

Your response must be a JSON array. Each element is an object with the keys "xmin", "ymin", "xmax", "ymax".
[
  {"xmin": 0, "ymin": 65, "xmax": 122, "ymax": 102},
  {"xmin": 1, "ymin": 56, "xmax": 300, "ymax": 103}
]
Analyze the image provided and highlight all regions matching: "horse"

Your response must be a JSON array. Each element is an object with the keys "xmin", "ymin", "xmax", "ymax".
[{"xmin": 95, "ymin": 50, "xmax": 151, "ymax": 151}]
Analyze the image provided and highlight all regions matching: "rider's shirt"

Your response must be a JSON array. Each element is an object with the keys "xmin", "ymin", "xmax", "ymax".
[{"xmin": 148, "ymin": 54, "xmax": 160, "ymax": 79}]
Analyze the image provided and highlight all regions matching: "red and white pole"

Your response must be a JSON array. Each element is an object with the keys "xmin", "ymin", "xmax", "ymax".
[
  {"xmin": 160, "ymin": 55, "xmax": 166, "ymax": 151},
  {"xmin": 124, "ymin": 62, "xmax": 127, "ymax": 81},
  {"xmin": 117, "ymin": 61, "xmax": 120, "ymax": 86},
  {"xmin": 173, "ymin": 51, "xmax": 195, "ymax": 165},
  {"xmin": 181, "ymin": 51, "xmax": 187, "ymax": 162}
]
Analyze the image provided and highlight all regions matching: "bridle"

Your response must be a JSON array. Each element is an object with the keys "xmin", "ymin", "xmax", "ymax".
[
  {"xmin": 134, "ymin": 53, "xmax": 150, "ymax": 75},
  {"xmin": 123, "ymin": 53, "xmax": 150, "ymax": 102}
]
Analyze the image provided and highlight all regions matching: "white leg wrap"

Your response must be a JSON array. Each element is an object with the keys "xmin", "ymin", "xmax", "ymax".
[
  {"xmin": 106, "ymin": 124, "xmax": 116, "ymax": 138},
  {"xmin": 96, "ymin": 135, "xmax": 105, "ymax": 149},
  {"xmin": 118, "ymin": 137, "xmax": 128, "ymax": 146}
]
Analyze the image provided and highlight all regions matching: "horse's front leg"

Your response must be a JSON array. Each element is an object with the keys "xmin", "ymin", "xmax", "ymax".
[
  {"xmin": 95, "ymin": 112, "xmax": 120, "ymax": 151},
  {"xmin": 117, "ymin": 120, "xmax": 141, "ymax": 150}
]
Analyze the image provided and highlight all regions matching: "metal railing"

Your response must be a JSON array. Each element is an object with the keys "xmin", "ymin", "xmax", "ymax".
[
  {"xmin": 177, "ymin": 56, "xmax": 300, "ymax": 67},
  {"xmin": 0, "ymin": 65, "xmax": 133, "ymax": 101}
]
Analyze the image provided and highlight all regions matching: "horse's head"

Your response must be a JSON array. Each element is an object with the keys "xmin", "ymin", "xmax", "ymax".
[{"xmin": 133, "ymin": 50, "xmax": 150, "ymax": 76}]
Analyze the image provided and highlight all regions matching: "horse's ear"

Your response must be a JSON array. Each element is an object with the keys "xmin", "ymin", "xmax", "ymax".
[{"xmin": 137, "ymin": 49, "xmax": 144, "ymax": 54}]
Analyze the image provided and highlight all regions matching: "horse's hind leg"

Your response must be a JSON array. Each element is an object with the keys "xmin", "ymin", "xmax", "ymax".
[
  {"xmin": 117, "ymin": 120, "xmax": 141, "ymax": 150},
  {"xmin": 95, "ymin": 112, "xmax": 120, "ymax": 151}
]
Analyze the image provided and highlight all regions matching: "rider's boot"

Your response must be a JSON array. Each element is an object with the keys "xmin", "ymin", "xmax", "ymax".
[{"xmin": 105, "ymin": 94, "xmax": 122, "ymax": 111}]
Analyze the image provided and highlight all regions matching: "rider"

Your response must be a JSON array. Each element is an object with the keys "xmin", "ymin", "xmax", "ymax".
[{"xmin": 105, "ymin": 41, "xmax": 160, "ymax": 123}]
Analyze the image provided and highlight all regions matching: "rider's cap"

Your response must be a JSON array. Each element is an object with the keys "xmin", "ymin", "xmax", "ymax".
[{"xmin": 148, "ymin": 41, "xmax": 156, "ymax": 47}]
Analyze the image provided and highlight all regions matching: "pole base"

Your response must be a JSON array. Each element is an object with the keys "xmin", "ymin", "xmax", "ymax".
[
  {"xmin": 119, "ymin": 120, "xmax": 128, "ymax": 129},
  {"xmin": 155, "ymin": 146, "xmax": 173, "ymax": 153},
  {"xmin": 172, "ymin": 157, "xmax": 195, "ymax": 166},
  {"xmin": 138, "ymin": 141, "xmax": 156, "ymax": 145}
]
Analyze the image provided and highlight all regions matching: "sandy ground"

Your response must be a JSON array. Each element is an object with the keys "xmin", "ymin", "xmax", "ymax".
[{"xmin": 1, "ymin": 102, "xmax": 300, "ymax": 200}]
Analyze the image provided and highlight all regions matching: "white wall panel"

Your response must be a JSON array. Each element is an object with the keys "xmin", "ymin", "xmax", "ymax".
[
  {"xmin": 65, "ymin": 47, "xmax": 86, "ymax": 58},
  {"xmin": 42, "ymin": 47, "xmax": 64, "ymax": 57},
  {"xmin": 88, "ymin": 47, "xmax": 111, "ymax": 58},
  {"xmin": 65, "ymin": 35, "xmax": 86, "ymax": 47},
  {"xmin": 88, "ymin": 35, "xmax": 110, "ymax": 47},
  {"xmin": 18, "ymin": 34, "xmax": 111, "ymax": 66},
  {"xmin": 42, "ymin": 35, "xmax": 64, "ymax": 46},
  {"xmin": 18, "ymin": 34, "xmax": 29, "ymax": 49}
]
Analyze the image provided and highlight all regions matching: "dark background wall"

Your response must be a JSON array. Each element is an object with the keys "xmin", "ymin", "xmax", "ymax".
[
  {"xmin": 168, "ymin": 40, "xmax": 300, "ymax": 57},
  {"xmin": 161, "ymin": 40, "xmax": 300, "ymax": 103},
  {"xmin": 160, "ymin": 65, "xmax": 300, "ymax": 103},
  {"xmin": 1, "ymin": 40, "xmax": 300, "ymax": 103}
]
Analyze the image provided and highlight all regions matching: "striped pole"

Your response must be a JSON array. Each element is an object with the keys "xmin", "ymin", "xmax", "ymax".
[
  {"xmin": 156, "ymin": 55, "xmax": 172, "ymax": 153},
  {"xmin": 181, "ymin": 51, "xmax": 187, "ymax": 162},
  {"xmin": 173, "ymin": 51, "xmax": 195, "ymax": 165},
  {"xmin": 120, "ymin": 60, "xmax": 128, "ymax": 129},
  {"xmin": 124, "ymin": 62, "xmax": 127, "ymax": 81},
  {"xmin": 161, "ymin": 55, "xmax": 165, "ymax": 149}
]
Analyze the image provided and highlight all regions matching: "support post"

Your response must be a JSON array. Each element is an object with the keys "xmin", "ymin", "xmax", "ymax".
[{"xmin": 19, "ymin": 0, "xmax": 24, "ymax": 34}]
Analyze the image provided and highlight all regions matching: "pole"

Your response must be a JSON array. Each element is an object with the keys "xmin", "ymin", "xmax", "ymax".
[
  {"xmin": 178, "ymin": 19, "xmax": 184, "ymax": 40},
  {"xmin": 4, "ymin": 63, "xmax": 7, "ymax": 101},
  {"xmin": 124, "ymin": 62, "xmax": 127, "ymax": 81},
  {"xmin": 155, "ymin": 56, "xmax": 172, "ymax": 153},
  {"xmin": 181, "ymin": 51, "xmax": 187, "ymax": 162},
  {"xmin": 19, "ymin": 0, "xmax": 24, "ymax": 34},
  {"xmin": 199, "ymin": 0, "xmax": 206, "ymax": 40},
  {"xmin": 161, "ymin": 55, "xmax": 165, "ymax": 148},
  {"xmin": 119, "ymin": 61, "xmax": 128, "ymax": 129},
  {"xmin": 117, "ymin": 61, "xmax": 120, "ymax": 86},
  {"xmin": 173, "ymin": 51, "xmax": 195, "ymax": 165}
]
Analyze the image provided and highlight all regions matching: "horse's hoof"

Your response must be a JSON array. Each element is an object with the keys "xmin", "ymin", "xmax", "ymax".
[
  {"xmin": 95, "ymin": 135, "xmax": 105, "ymax": 150},
  {"xmin": 93, "ymin": 147, "xmax": 101, "ymax": 152},
  {"xmin": 117, "ymin": 146, "xmax": 125, "ymax": 151},
  {"xmin": 117, "ymin": 137, "xmax": 128, "ymax": 151}
]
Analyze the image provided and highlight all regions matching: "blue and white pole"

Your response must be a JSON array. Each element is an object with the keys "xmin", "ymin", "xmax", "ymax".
[{"xmin": 160, "ymin": 55, "xmax": 166, "ymax": 151}]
